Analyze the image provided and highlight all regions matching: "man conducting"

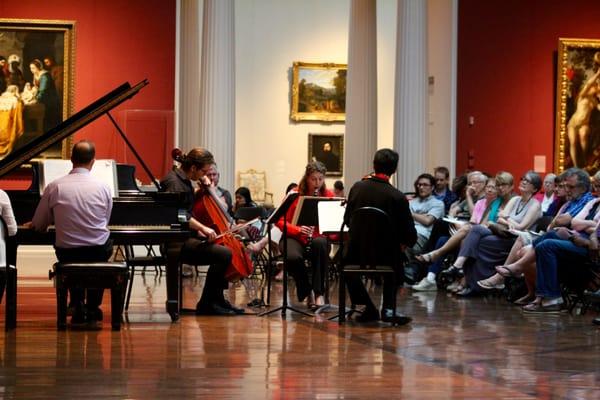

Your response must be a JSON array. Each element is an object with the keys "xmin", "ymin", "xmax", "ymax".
[{"xmin": 29, "ymin": 140, "xmax": 113, "ymax": 327}]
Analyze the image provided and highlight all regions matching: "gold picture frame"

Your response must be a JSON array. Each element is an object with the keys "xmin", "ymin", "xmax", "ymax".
[
  {"xmin": 0, "ymin": 18, "xmax": 76, "ymax": 160},
  {"xmin": 308, "ymin": 132, "xmax": 343, "ymax": 176},
  {"xmin": 290, "ymin": 62, "xmax": 346, "ymax": 122},
  {"xmin": 238, "ymin": 169, "xmax": 268, "ymax": 203},
  {"xmin": 555, "ymin": 38, "xmax": 600, "ymax": 174}
]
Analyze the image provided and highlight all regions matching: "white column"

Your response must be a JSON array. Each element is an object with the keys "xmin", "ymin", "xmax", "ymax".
[
  {"xmin": 177, "ymin": 0, "xmax": 202, "ymax": 152},
  {"xmin": 199, "ymin": 0, "xmax": 235, "ymax": 190},
  {"xmin": 394, "ymin": 0, "xmax": 428, "ymax": 191},
  {"xmin": 344, "ymin": 0, "xmax": 378, "ymax": 186}
]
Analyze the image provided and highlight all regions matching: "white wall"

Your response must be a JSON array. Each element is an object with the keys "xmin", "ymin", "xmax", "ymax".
[{"xmin": 234, "ymin": 0, "xmax": 454, "ymax": 201}]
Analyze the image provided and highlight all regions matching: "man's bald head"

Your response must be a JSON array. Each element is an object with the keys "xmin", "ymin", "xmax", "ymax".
[{"xmin": 71, "ymin": 140, "xmax": 96, "ymax": 169}]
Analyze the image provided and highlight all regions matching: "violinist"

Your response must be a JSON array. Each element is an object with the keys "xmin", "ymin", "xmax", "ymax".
[
  {"xmin": 160, "ymin": 147, "xmax": 244, "ymax": 316},
  {"xmin": 277, "ymin": 161, "xmax": 334, "ymax": 310}
]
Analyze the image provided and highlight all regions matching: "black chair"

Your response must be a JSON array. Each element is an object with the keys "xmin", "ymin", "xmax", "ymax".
[
  {"xmin": 338, "ymin": 207, "xmax": 403, "ymax": 324},
  {"xmin": 122, "ymin": 245, "xmax": 166, "ymax": 310}
]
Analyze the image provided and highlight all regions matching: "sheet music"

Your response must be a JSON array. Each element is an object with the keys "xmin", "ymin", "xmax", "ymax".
[
  {"xmin": 317, "ymin": 200, "xmax": 347, "ymax": 234},
  {"xmin": 443, "ymin": 216, "xmax": 468, "ymax": 226},
  {"xmin": 39, "ymin": 159, "xmax": 119, "ymax": 198}
]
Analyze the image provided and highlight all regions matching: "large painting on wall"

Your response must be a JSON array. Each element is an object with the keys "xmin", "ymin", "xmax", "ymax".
[
  {"xmin": 0, "ymin": 19, "xmax": 75, "ymax": 160},
  {"xmin": 290, "ymin": 62, "xmax": 346, "ymax": 122},
  {"xmin": 555, "ymin": 38, "xmax": 600, "ymax": 174}
]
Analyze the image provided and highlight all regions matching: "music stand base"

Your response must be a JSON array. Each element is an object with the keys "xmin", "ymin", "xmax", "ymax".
[{"xmin": 258, "ymin": 304, "xmax": 314, "ymax": 317}]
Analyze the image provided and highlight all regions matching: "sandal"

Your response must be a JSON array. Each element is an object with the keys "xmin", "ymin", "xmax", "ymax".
[
  {"xmin": 416, "ymin": 252, "xmax": 435, "ymax": 263},
  {"xmin": 513, "ymin": 294, "xmax": 535, "ymax": 306},
  {"xmin": 495, "ymin": 265, "xmax": 522, "ymax": 278},
  {"xmin": 477, "ymin": 275, "xmax": 505, "ymax": 290}
]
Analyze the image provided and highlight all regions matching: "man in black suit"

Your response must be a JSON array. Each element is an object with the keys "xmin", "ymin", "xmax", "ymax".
[{"xmin": 343, "ymin": 148, "xmax": 417, "ymax": 324}]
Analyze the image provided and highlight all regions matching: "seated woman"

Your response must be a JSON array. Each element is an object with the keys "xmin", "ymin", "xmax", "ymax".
[
  {"xmin": 412, "ymin": 175, "xmax": 505, "ymax": 291},
  {"xmin": 446, "ymin": 171, "xmax": 542, "ymax": 296},
  {"xmin": 233, "ymin": 187, "xmax": 257, "ymax": 216},
  {"xmin": 160, "ymin": 147, "xmax": 244, "ymax": 316},
  {"xmin": 275, "ymin": 161, "xmax": 334, "ymax": 309}
]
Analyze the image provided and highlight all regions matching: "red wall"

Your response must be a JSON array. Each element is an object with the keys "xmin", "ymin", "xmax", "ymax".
[
  {"xmin": 457, "ymin": 0, "xmax": 600, "ymax": 177},
  {"xmin": 1, "ymin": 0, "xmax": 176, "ymax": 186}
]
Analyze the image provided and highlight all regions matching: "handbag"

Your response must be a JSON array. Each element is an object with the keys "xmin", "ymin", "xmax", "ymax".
[{"xmin": 488, "ymin": 222, "xmax": 516, "ymax": 239}]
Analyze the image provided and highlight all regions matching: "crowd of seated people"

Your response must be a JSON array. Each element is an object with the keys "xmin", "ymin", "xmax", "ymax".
[{"xmin": 410, "ymin": 166, "xmax": 600, "ymax": 320}]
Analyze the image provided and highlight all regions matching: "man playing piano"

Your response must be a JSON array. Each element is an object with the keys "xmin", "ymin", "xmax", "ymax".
[{"xmin": 27, "ymin": 140, "xmax": 113, "ymax": 328}]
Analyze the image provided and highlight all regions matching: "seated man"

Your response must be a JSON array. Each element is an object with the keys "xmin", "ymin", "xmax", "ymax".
[
  {"xmin": 343, "ymin": 149, "xmax": 417, "ymax": 324},
  {"xmin": 29, "ymin": 140, "xmax": 113, "ymax": 327},
  {"xmin": 407, "ymin": 173, "xmax": 445, "ymax": 259},
  {"xmin": 433, "ymin": 166, "xmax": 457, "ymax": 214}
]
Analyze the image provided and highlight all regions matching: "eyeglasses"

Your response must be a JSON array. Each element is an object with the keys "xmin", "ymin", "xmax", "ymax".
[
  {"xmin": 564, "ymin": 184, "xmax": 578, "ymax": 189},
  {"xmin": 485, "ymin": 185, "xmax": 497, "ymax": 189},
  {"xmin": 520, "ymin": 177, "xmax": 532, "ymax": 184},
  {"xmin": 416, "ymin": 183, "xmax": 432, "ymax": 187}
]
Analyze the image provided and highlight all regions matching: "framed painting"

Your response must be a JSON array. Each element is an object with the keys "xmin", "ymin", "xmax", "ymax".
[
  {"xmin": 0, "ymin": 19, "xmax": 75, "ymax": 161},
  {"xmin": 555, "ymin": 38, "xmax": 600, "ymax": 174},
  {"xmin": 308, "ymin": 133, "xmax": 343, "ymax": 176},
  {"xmin": 238, "ymin": 169, "xmax": 267, "ymax": 203},
  {"xmin": 290, "ymin": 62, "xmax": 346, "ymax": 122}
]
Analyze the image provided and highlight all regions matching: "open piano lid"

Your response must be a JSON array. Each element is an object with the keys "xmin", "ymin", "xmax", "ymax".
[{"xmin": 0, "ymin": 80, "xmax": 148, "ymax": 179}]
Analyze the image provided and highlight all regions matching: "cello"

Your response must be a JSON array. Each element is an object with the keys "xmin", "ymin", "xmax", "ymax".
[{"xmin": 172, "ymin": 149, "xmax": 253, "ymax": 281}]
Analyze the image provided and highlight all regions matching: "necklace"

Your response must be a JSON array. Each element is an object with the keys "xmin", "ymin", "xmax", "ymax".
[{"xmin": 515, "ymin": 196, "xmax": 532, "ymax": 215}]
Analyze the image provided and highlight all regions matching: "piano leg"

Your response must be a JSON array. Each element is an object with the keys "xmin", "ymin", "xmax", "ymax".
[{"xmin": 165, "ymin": 242, "xmax": 182, "ymax": 322}]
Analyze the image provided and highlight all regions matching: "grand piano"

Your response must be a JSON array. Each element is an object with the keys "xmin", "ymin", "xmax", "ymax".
[{"xmin": 0, "ymin": 80, "xmax": 189, "ymax": 329}]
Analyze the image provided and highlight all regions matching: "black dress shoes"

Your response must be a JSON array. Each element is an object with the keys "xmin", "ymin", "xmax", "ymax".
[
  {"xmin": 381, "ymin": 309, "xmax": 412, "ymax": 325},
  {"xmin": 222, "ymin": 299, "xmax": 245, "ymax": 314},
  {"xmin": 195, "ymin": 302, "xmax": 237, "ymax": 316},
  {"xmin": 354, "ymin": 307, "xmax": 380, "ymax": 323}
]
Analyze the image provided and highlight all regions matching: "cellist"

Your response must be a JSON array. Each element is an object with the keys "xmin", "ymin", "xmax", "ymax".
[{"xmin": 160, "ymin": 147, "xmax": 245, "ymax": 316}]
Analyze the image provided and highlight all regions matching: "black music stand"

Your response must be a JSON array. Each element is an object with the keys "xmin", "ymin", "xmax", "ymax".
[{"xmin": 259, "ymin": 192, "xmax": 314, "ymax": 318}]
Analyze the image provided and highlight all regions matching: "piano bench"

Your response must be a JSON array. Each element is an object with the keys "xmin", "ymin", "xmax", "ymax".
[{"xmin": 50, "ymin": 262, "xmax": 129, "ymax": 331}]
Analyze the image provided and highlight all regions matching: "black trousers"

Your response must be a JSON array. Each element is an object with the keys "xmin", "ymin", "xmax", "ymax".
[
  {"xmin": 346, "ymin": 271, "xmax": 398, "ymax": 311},
  {"xmin": 54, "ymin": 240, "xmax": 114, "ymax": 310},
  {"xmin": 180, "ymin": 238, "xmax": 232, "ymax": 307},
  {"xmin": 281, "ymin": 236, "xmax": 329, "ymax": 301}
]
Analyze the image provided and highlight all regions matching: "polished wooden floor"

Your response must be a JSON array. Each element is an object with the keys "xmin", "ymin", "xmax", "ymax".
[{"xmin": 3, "ymin": 265, "xmax": 600, "ymax": 399}]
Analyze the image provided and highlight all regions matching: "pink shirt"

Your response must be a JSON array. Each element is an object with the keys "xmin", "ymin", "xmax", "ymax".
[
  {"xmin": 470, "ymin": 198, "xmax": 488, "ymax": 224},
  {"xmin": 32, "ymin": 168, "xmax": 112, "ymax": 248}
]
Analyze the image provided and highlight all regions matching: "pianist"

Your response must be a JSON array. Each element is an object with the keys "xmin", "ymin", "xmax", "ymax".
[{"xmin": 28, "ymin": 140, "xmax": 113, "ymax": 328}]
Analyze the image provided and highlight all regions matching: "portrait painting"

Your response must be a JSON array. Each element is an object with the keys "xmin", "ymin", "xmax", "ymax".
[
  {"xmin": 308, "ymin": 133, "xmax": 343, "ymax": 176},
  {"xmin": 555, "ymin": 38, "xmax": 600, "ymax": 174},
  {"xmin": 0, "ymin": 19, "xmax": 75, "ymax": 161},
  {"xmin": 290, "ymin": 62, "xmax": 346, "ymax": 122}
]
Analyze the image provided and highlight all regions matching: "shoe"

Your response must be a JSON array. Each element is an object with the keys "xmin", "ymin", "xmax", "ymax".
[
  {"xmin": 456, "ymin": 286, "xmax": 474, "ymax": 297},
  {"xmin": 522, "ymin": 302, "xmax": 564, "ymax": 314},
  {"xmin": 195, "ymin": 302, "xmax": 237, "ymax": 316},
  {"xmin": 354, "ymin": 307, "xmax": 380, "ymax": 323},
  {"xmin": 513, "ymin": 294, "xmax": 535, "ymax": 306},
  {"xmin": 415, "ymin": 252, "xmax": 435, "ymax": 263},
  {"xmin": 222, "ymin": 299, "xmax": 245, "ymax": 314},
  {"xmin": 477, "ymin": 275, "xmax": 505, "ymax": 290},
  {"xmin": 593, "ymin": 317, "xmax": 600, "ymax": 326},
  {"xmin": 381, "ymin": 309, "xmax": 412, "ymax": 325},
  {"xmin": 440, "ymin": 265, "xmax": 463, "ymax": 280},
  {"xmin": 412, "ymin": 277, "xmax": 437, "ymax": 292},
  {"xmin": 495, "ymin": 265, "xmax": 522, "ymax": 278},
  {"xmin": 87, "ymin": 307, "xmax": 104, "ymax": 322},
  {"xmin": 446, "ymin": 281, "xmax": 460, "ymax": 292}
]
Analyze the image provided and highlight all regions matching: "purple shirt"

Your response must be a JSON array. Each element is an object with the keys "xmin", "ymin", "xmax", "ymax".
[{"xmin": 32, "ymin": 167, "xmax": 112, "ymax": 248}]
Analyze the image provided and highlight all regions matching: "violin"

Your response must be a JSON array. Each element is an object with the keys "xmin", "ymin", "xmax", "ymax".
[{"xmin": 172, "ymin": 148, "xmax": 253, "ymax": 281}]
